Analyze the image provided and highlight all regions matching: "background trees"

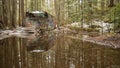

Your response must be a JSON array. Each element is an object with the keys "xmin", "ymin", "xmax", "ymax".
[
  {"xmin": 0, "ymin": 0, "xmax": 24, "ymax": 29},
  {"xmin": 0, "ymin": 0, "xmax": 120, "ymax": 31}
]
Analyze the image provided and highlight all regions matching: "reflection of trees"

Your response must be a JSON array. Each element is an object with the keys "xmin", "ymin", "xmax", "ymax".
[
  {"xmin": 54, "ymin": 39, "xmax": 120, "ymax": 68},
  {"xmin": 27, "ymin": 33, "xmax": 56, "ymax": 51},
  {"xmin": 0, "ymin": 35, "xmax": 120, "ymax": 68},
  {"xmin": 28, "ymin": 35, "xmax": 120, "ymax": 68},
  {"xmin": 0, "ymin": 37, "xmax": 28, "ymax": 68}
]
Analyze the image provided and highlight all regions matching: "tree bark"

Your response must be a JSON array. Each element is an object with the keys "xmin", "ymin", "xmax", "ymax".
[{"xmin": 108, "ymin": 0, "xmax": 115, "ymax": 7}]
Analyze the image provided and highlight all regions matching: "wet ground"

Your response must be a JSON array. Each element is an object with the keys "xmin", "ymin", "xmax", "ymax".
[
  {"xmin": 0, "ymin": 33, "xmax": 120, "ymax": 68},
  {"xmin": 85, "ymin": 34, "xmax": 120, "ymax": 48}
]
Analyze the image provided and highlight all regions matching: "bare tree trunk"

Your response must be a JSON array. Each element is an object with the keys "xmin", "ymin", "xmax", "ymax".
[
  {"xmin": 12, "ymin": 0, "xmax": 17, "ymax": 28},
  {"xmin": 19, "ymin": 0, "xmax": 25, "ymax": 26},
  {"xmin": 2, "ymin": 0, "xmax": 8, "ymax": 29},
  {"xmin": 54, "ymin": 0, "xmax": 61, "ymax": 26},
  {"xmin": 109, "ymin": 0, "xmax": 115, "ymax": 7}
]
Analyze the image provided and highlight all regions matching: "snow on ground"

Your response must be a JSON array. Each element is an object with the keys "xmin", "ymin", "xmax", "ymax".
[
  {"xmin": 0, "ymin": 27, "xmax": 36, "ymax": 40},
  {"xmin": 31, "ymin": 11, "xmax": 44, "ymax": 14}
]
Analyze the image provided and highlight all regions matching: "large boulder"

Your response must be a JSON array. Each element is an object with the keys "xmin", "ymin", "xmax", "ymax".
[{"xmin": 25, "ymin": 11, "xmax": 56, "ymax": 30}]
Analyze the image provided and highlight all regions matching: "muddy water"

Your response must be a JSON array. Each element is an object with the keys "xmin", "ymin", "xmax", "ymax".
[{"xmin": 0, "ymin": 34, "xmax": 120, "ymax": 68}]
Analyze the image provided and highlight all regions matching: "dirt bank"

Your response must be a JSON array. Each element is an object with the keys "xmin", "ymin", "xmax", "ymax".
[{"xmin": 84, "ymin": 33, "xmax": 120, "ymax": 48}]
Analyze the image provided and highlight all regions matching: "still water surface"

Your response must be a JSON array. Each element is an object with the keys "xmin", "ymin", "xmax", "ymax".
[{"xmin": 0, "ymin": 33, "xmax": 120, "ymax": 68}]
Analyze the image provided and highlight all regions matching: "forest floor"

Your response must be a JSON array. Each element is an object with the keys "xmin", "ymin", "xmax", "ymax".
[
  {"xmin": 0, "ymin": 25, "xmax": 120, "ymax": 49},
  {"xmin": 0, "ymin": 27, "xmax": 37, "ymax": 40},
  {"xmin": 0, "ymin": 26, "xmax": 76, "ymax": 40},
  {"xmin": 84, "ymin": 33, "xmax": 120, "ymax": 48},
  {"xmin": 65, "ymin": 22, "xmax": 120, "ymax": 48}
]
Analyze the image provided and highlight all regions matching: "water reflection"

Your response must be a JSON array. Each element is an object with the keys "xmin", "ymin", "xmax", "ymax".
[{"xmin": 0, "ymin": 34, "xmax": 120, "ymax": 68}]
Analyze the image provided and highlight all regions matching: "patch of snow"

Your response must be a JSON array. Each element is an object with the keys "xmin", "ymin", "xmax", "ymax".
[
  {"xmin": 71, "ymin": 22, "xmax": 79, "ymax": 26},
  {"xmin": 2, "ymin": 30, "xmax": 13, "ymax": 34},
  {"xmin": 0, "ymin": 27, "xmax": 36, "ymax": 40},
  {"xmin": 31, "ymin": 50, "xmax": 45, "ymax": 53},
  {"xmin": 31, "ymin": 11, "xmax": 44, "ymax": 14},
  {"xmin": 83, "ymin": 23, "xmax": 89, "ymax": 28},
  {"xmin": 70, "ymin": 63, "xmax": 75, "ymax": 68}
]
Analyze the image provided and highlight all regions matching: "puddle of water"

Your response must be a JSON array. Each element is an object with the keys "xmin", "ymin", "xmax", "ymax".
[{"xmin": 0, "ymin": 34, "xmax": 120, "ymax": 68}]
